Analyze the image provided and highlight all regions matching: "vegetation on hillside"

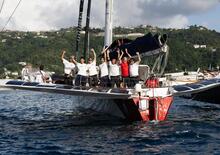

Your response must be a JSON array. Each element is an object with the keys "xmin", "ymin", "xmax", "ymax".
[{"xmin": 0, "ymin": 25, "xmax": 219, "ymax": 78}]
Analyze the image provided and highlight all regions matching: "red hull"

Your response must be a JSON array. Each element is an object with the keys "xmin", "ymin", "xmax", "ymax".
[
  {"xmin": 133, "ymin": 96, "xmax": 173, "ymax": 121},
  {"xmin": 115, "ymin": 96, "xmax": 173, "ymax": 122}
]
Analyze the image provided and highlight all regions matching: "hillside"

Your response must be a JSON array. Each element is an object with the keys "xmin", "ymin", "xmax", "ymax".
[{"xmin": 0, "ymin": 25, "xmax": 220, "ymax": 78}]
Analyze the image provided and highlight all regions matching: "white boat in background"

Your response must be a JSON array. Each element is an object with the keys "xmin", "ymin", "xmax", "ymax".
[
  {"xmin": 164, "ymin": 69, "xmax": 220, "ymax": 86},
  {"xmin": 165, "ymin": 71, "xmax": 204, "ymax": 86},
  {"xmin": 169, "ymin": 70, "xmax": 220, "ymax": 104}
]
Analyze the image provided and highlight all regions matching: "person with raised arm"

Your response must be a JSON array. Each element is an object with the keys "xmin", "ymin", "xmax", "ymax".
[
  {"xmin": 99, "ymin": 47, "xmax": 109, "ymax": 87},
  {"xmin": 72, "ymin": 55, "xmax": 88, "ymax": 87},
  {"xmin": 129, "ymin": 52, "xmax": 141, "ymax": 87},
  {"xmin": 61, "ymin": 50, "xmax": 76, "ymax": 85},
  {"xmin": 107, "ymin": 49, "xmax": 120, "ymax": 88},
  {"xmin": 119, "ymin": 48, "xmax": 130, "ymax": 88},
  {"xmin": 87, "ymin": 48, "xmax": 98, "ymax": 87}
]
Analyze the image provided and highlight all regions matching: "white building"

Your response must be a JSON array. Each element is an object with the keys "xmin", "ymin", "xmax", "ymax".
[
  {"xmin": 200, "ymin": 45, "xmax": 207, "ymax": 48},
  {"xmin": 114, "ymin": 33, "xmax": 144, "ymax": 38},
  {"xmin": 34, "ymin": 35, "xmax": 48, "ymax": 39},
  {"xmin": 193, "ymin": 44, "xmax": 207, "ymax": 49},
  {"xmin": 19, "ymin": 62, "xmax": 27, "ymax": 66},
  {"xmin": 193, "ymin": 44, "xmax": 200, "ymax": 49},
  {"xmin": 11, "ymin": 72, "xmax": 19, "ymax": 76},
  {"xmin": 212, "ymin": 49, "xmax": 217, "ymax": 52},
  {"xmin": 1, "ymin": 39, "xmax": 7, "ymax": 43},
  {"xmin": 80, "ymin": 31, "xmax": 86, "ymax": 34},
  {"xmin": 127, "ymin": 33, "xmax": 144, "ymax": 37}
]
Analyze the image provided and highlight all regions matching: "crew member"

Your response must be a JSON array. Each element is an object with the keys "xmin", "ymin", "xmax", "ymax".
[
  {"xmin": 72, "ymin": 56, "xmax": 88, "ymax": 87},
  {"xmin": 87, "ymin": 48, "xmax": 98, "ymax": 87},
  {"xmin": 107, "ymin": 49, "xmax": 120, "ymax": 88},
  {"xmin": 61, "ymin": 50, "xmax": 76, "ymax": 85},
  {"xmin": 128, "ymin": 52, "xmax": 141, "ymax": 87},
  {"xmin": 119, "ymin": 49, "xmax": 130, "ymax": 88},
  {"xmin": 99, "ymin": 47, "xmax": 109, "ymax": 87},
  {"xmin": 35, "ymin": 65, "xmax": 50, "ymax": 83},
  {"xmin": 21, "ymin": 63, "xmax": 30, "ymax": 81}
]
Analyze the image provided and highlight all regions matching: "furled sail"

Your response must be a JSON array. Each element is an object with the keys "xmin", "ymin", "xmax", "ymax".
[{"xmin": 108, "ymin": 33, "xmax": 168, "ymax": 59}]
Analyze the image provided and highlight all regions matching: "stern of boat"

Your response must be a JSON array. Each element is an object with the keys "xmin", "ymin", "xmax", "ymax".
[{"xmin": 114, "ymin": 87, "xmax": 173, "ymax": 122}]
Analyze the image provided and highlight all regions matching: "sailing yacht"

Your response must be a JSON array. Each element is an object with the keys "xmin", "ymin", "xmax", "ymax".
[{"xmin": 0, "ymin": 0, "xmax": 174, "ymax": 122}]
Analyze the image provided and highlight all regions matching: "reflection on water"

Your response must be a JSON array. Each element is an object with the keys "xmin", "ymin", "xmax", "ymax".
[{"xmin": 0, "ymin": 90, "xmax": 220, "ymax": 154}]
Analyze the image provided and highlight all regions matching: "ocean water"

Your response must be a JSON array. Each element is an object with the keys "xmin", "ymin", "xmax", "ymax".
[{"xmin": 0, "ymin": 90, "xmax": 220, "ymax": 155}]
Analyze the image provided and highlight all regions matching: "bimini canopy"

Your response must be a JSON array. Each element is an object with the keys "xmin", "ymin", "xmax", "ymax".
[{"xmin": 108, "ymin": 33, "xmax": 168, "ymax": 59}]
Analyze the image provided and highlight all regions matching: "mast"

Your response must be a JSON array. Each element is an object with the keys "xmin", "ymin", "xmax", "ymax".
[
  {"xmin": 76, "ymin": 0, "xmax": 85, "ymax": 59},
  {"xmin": 104, "ymin": 0, "xmax": 113, "ymax": 46},
  {"xmin": 84, "ymin": 0, "xmax": 92, "ymax": 60}
]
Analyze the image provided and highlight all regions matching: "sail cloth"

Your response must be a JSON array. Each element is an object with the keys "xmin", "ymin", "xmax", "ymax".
[{"xmin": 108, "ymin": 33, "xmax": 168, "ymax": 59}]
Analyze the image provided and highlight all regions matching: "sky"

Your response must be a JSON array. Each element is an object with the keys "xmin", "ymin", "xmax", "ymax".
[{"xmin": 0, "ymin": 0, "xmax": 220, "ymax": 32}]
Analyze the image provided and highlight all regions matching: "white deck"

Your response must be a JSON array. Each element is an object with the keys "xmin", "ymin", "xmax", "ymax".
[{"xmin": 0, "ymin": 80, "xmax": 172, "ymax": 99}]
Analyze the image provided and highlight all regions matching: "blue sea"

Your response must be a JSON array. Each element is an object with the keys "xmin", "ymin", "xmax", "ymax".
[{"xmin": 0, "ymin": 90, "xmax": 220, "ymax": 155}]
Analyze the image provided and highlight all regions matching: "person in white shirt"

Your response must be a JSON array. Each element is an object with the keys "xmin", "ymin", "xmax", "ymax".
[
  {"xmin": 35, "ymin": 65, "xmax": 50, "ymax": 83},
  {"xmin": 87, "ymin": 48, "xmax": 98, "ymax": 87},
  {"xmin": 107, "ymin": 49, "xmax": 120, "ymax": 88},
  {"xmin": 21, "ymin": 63, "xmax": 30, "ymax": 81},
  {"xmin": 128, "ymin": 52, "xmax": 141, "ymax": 87},
  {"xmin": 61, "ymin": 50, "xmax": 76, "ymax": 85},
  {"xmin": 99, "ymin": 47, "xmax": 109, "ymax": 87},
  {"xmin": 72, "ymin": 56, "xmax": 88, "ymax": 87}
]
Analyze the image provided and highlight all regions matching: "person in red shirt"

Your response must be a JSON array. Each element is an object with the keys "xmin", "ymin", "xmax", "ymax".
[{"xmin": 119, "ymin": 49, "xmax": 130, "ymax": 88}]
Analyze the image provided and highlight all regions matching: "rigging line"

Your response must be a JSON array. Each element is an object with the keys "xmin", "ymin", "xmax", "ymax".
[
  {"xmin": 0, "ymin": 0, "xmax": 5, "ymax": 15},
  {"xmin": 1, "ymin": 0, "xmax": 22, "ymax": 32}
]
